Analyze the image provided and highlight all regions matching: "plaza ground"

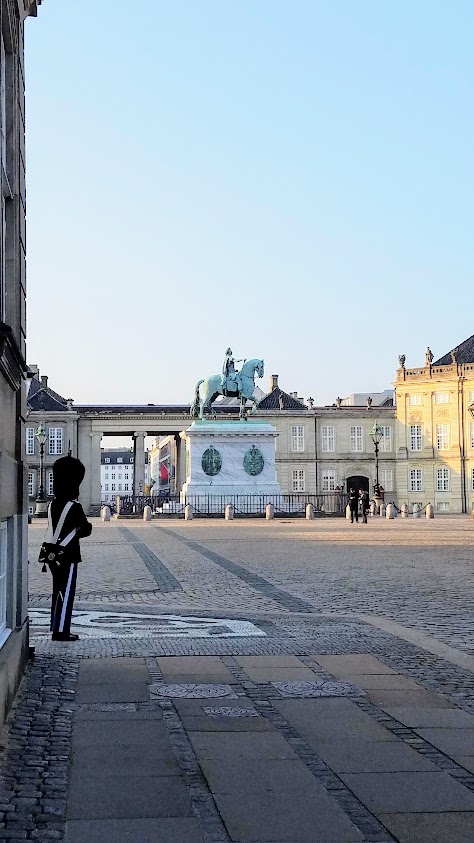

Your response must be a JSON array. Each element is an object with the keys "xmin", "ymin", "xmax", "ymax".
[{"xmin": 2, "ymin": 517, "xmax": 474, "ymax": 841}]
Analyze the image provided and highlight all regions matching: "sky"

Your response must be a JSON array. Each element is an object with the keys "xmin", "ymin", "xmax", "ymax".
[{"xmin": 25, "ymin": 1, "xmax": 474, "ymax": 406}]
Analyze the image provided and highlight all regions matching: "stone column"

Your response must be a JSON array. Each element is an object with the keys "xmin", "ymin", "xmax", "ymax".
[
  {"xmin": 133, "ymin": 432, "xmax": 147, "ymax": 496},
  {"xmin": 176, "ymin": 433, "xmax": 187, "ymax": 494},
  {"xmin": 77, "ymin": 419, "xmax": 93, "ymax": 514},
  {"xmin": 90, "ymin": 431, "xmax": 103, "ymax": 514}
]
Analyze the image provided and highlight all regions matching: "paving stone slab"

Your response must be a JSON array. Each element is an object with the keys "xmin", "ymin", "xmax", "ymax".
[
  {"xmin": 235, "ymin": 655, "xmax": 307, "ymax": 668},
  {"xmin": 414, "ymin": 727, "xmax": 474, "ymax": 757},
  {"xmin": 67, "ymin": 774, "xmax": 194, "ymax": 820},
  {"xmin": 341, "ymin": 674, "xmax": 423, "ymax": 691},
  {"xmin": 313, "ymin": 738, "xmax": 440, "ymax": 773},
  {"xmin": 74, "ymin": 707, "xmax": 163, "ymax": 721},
  {"xmin": 155, "ymin": 673, "xmax": 239, "ymax": 685},
  {"xmin": 212, "ymin": 790, "xmax": 364, "ymax": 842},
  {"xmin": 78, "ymin": 659, "xmax": 148, "ymax": 684},
  {"xmin": 454, "ymin": 756, "xmax": 474, "ymax": 774},
  {"xmin": 274, "ymin": 698, "xmax": 400, "ymax": 743},
  {"xmin": 70, "ymin": 743, "xmax": 181, "ymax": 777},
  {"xmin": 379, "ymin": 707, "xmax": 474, "ymax": 728},
  {"xmin": 75, "ymin": 682, "xmax": 150, "ymax": 704},
  {"xmin": 189, "ymin": 731, "xmax": 298, "ymax": 760},
  {"xmin": 198, "ymin": 757, "xmax": 322, "ymax": 795},
  {"xmin": 71, "ymin": 720, "xmax": 170, "ymax": 747},
  {"xmin": 339, "ymin": 771, "xmax": 474, "ymax": 813},
  {"xmin": 313, "ymin": 655, "xmax": 397, "ymax": 675},
  {"xmin": 157, "ymin": 656, "xmax": 232, "ymax": 674},
  {"xmin": 65, "ymin": 816, "xmax": 204, "ymax": 843},
  {"xmin": 181, "ymin": 715, "xmax": 275, "ymax": 732},
  {"xmin": 378, "ymin": 812, "xmax": 474, "ymax": 843},
  {"xmin": 243, "ymin": 667, "xmax": 320, "ymax": 682},
  {"xmin": 367, "ymin": 689, "xmax": 455, "ymax": 709}
]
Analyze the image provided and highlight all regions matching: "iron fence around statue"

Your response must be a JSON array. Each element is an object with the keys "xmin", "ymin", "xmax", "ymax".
[{"xmin": 112, "ymin": 493, "xmax": 347, "ymax": 518}]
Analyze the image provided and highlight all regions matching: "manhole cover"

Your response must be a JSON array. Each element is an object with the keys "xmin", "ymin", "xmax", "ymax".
[
  {"xmin": 271, "ymin": 681, "xmax": 365, "ymax": 698},
  {"xmin": 203, "ymin": 707, "xmax": 260, "ymax": 717},
  {"xmin": 149, "ymin": 683, "xmax": 238, "ymax": 699}
]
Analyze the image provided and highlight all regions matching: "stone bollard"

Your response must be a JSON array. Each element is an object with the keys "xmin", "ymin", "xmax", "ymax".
[
  {"xmin": 386, "ymin": 503, "xmax": 396, "ymax": 519},
  {"xmin": 143, "ymin": 505, "xmax": 152, "ymax": 521},
  {"xmin": 369, "ymin": 501, "xmax": 376, "ymax": 517},
  {"xmin": 184, "ymin": 504, "xmax": 193, "ymax": 521},
  {"xmin": 266, "ymin": 503, "xmax": 274, "ymax": 520},
  {"xmin": 401, "ymin": 502, "xmax": 409, "ymax": 518},
  {"xmin": 306, "ymin": 503, "xmax": 315, "ymax": 520},
  {"xmin": 412, "ymin": 503, "xmax": 421, "ymax": 518},
  {"xmin": 101, "ymin": 506, "xmax": 111, "ymax": 522},
  {"xmin": 225, "ymin": 504, "xmax": 234, "ymax": 521},
  {"xmin": 426, "ymin": 503, "xmax": 434, "ymax": 519},
  {"xmin": 379, "ymin": 503, "xmax": 386, "ymax": 517}
]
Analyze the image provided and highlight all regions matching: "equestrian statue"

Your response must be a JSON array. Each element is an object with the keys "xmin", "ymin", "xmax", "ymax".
[{"xmin": 190, "ymin": 349, "xmax": 264, "ymax": 420}]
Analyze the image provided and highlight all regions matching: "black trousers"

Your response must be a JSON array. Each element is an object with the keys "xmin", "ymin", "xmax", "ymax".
[
  {"xmin": 48, "ymin": 562, "xmax": 77, "ymax": 634},
  {"xmin": 350, "ymin": 505, "xmax": 358, "ymax": 523}
]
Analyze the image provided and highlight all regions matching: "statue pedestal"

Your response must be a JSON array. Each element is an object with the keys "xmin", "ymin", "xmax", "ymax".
[{"xmin": 180, "ymin": 420, "xmax": 281, "ymax": 502}]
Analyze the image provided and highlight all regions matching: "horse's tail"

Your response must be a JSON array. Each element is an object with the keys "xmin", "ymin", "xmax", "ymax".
[{"xmin": 190, "ymin": 380, "xmax": 204, "ymax": 417}]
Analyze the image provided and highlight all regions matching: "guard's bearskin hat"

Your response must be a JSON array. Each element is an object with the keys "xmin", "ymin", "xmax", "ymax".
[{"xmin": 52, "ymin": 455, "xmax": 85, "ymax": 500}]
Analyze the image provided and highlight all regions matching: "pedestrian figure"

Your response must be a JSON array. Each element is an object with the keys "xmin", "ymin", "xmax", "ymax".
[
  {"xmin": 41, "ymin": 455, "xmax": 92, "ymax": 641},
  {"xmin": 348, "ymin": 488, "xmax": 358, "ymax": 523},
  {"xmin": 360, "ymin": 489, "xmax": 369, "ymax": 523}
]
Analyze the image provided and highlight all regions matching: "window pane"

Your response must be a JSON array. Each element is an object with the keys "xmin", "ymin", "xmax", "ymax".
[
  {"xmin": 436, "ymin": 468, "xmax": 449, "ymax": 491},
  {"xmin": 291, "ymin": 426, "xmax": 304, "ymax": 452},
  {"xmin": 410, "ymin": 425, "xmax": 422, "ymax": 450},
  {"xmin": 322, "ymin": 470, "xmax": 335, "ymax": 491},
  {"xmin": 26, "ymin": 427, "xmax": 35, "ymax": 455},
  {"xmin": 47, "ymin": 471, "xmax": 54, "ymax": 496},
  {"xmin": 380, "ymin": 469, "xmax": 393, "ymax": 491},
  {"xmin": 380, "ymin": 426, "xmax": 392, "ymax": 452},
  {"xmin": 409, "ymin": 395, "xmax": 421, "ymax": 405},
  {"xmin": 410, "ymin": 468, "xmax": 422, "ymax": 491},
  {"xmin": 436, "ymin": 424, "xmax": 449, "ymax": 450},
  {"xmin": 350, "ymin": 426, "xmax": 363, "ymax": 452},
  {"xmin": 321, "ymin": 426, "xmax": 334, "ymax": 452}
]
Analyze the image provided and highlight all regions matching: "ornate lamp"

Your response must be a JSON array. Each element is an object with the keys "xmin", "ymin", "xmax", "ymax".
[
  {"xmin": 34, "ymin": 422, "xmax": 48, "ymax": 517},
  {"xmin": 370, "ymin": 422, "xmax": 384, "ymax": 498}
]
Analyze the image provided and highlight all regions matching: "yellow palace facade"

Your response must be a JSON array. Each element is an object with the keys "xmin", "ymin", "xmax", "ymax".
[{"xmin": 394, "ymin": 335, "xmax": 474, "ymax": 514}]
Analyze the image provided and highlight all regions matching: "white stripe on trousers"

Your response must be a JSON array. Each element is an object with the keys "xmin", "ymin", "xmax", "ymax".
[{"xmin": 59, "ymin": 565, "xmax": 74, "ymax": 632}]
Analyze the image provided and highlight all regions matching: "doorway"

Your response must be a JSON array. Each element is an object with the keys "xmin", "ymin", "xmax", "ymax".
[{"xmin": 346, "ymin": 475, "xmax": 370, "ymax": 496}]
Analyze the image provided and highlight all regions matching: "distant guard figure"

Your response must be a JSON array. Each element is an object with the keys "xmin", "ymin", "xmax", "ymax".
[
  {"xmin": 349, "ymin": 488, "xmax": 358, "ymax": 523},
  {"xmin": 45, "ymin": 455, "xmax": 92, "ymax": 641}
]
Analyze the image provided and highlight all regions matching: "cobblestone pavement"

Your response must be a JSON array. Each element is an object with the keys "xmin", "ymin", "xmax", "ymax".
[{"xmin": 2, "ymin": 515, "xmax": 472, "ymax": 842}]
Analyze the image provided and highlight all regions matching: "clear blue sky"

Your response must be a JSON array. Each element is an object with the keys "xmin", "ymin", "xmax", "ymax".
[{"xmin": 25, "ymin": 0, "xmax": 474, "ymax": 405}]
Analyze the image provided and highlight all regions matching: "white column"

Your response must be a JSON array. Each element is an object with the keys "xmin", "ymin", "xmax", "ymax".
[
  {"xmin": 78, "ymin": 419, "xmax": 93, "ymax": 514},
  {"xmin": 133, "ymin": 432, "xmax": 147, "ymax": 496},
  {"xmin": 176, "ymin": 433, "xmax": 187, "ymax": 493},
  {"xmin": 90, "ymin": 431, "xmax": 103, "ymax": 513}
]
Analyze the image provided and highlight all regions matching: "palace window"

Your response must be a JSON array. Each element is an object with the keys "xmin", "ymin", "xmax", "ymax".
[
  {"xmin": 409, "ymin": 394, "xmax": 422, "ymax": 405},
  {"xmin": 105, "ymin": 473, "xmax": 109, "ymax": 480},
  {"xmin": 410, "ymin": 468, "xmax": 423, "ymax": 491},
  {"xmin": 322, "ymin": 470, "xmax": 336, "ymax": 491},
  {"xmin": 125, "ymin": 473, "xmax": 129, "ymax": 480},
  {"xmin": 379, "ymin": 469, "xmax": 393, "ymax": 491},
  {"xmin": 117, "ymin": 457, "xmax": 123, "ymax": 463},
  {"xmin": 104, "ymin": 484, "xmax": 109, "ymax": 491},
  {"xmin": 291, "ymin": 469, "xmax": 305, "ymax": 492},
  {"xmin": 291, "ymin": 426, "xmax": 304, "ymax": 452},
  {"xmin": 118, "ymin": 484, "xmax": 122, "ymax": 491},
  {"xmin": 111, "ymin": 474, "xmax": 116, "ymax": 480},
  {"xmin": 379, "ymin": 426, "xmax": 392, "ymax": 452},
  {"xmin": 469, "ymin": 391, "xmax": 474, "ymax": 402},
  {"xmin": 47, "ymin": 471, "xmax": 54, "ymax": 496},
  {"xmin": 111, "ymin": 483, "xmax": 116, "ymax": 491},
  {"xmin": 436, "ymin": 467, "xmax": 450, "ymax": 491},
  {"xmin": 410, "ymin": 424, "xmax": 422, "ymax": 451},
  {"xmin": 434, "ymin": 392, "xmax": 449, "ymax": 404},
  {"xmin": 436, "ymin": 423, "xmax": 449, "ymax": 450},
  {"xmin": 26, "ymin": 427, "xmax": 35, "ymax": 456},
  {"xmin": 437, "ymin": 502, "xmax": 450, "ymax": 511},
  {"xmin": 350, "ymin": 426, "xmax": 363, "ymax": 452},
  {"xmin": 48, "ymin": 428, "xmax": 63, "ymax": 456},
  {"xmin": 104, "ymin": 457, "xmax": 110, "ymax": 463},
  {"xmin": 472, "ymin": 468, "xmax": 474, "ymax": 491},
  {"xmin": 130, "ymin": 457, "xmax": 134, "ymax": 463},
  {"xmin": 28, "ymin": 472, "xmax": 35, "ymax": 497},
  {"xmin": 321, "ymin": 426, "xmax": 334, "ymax": 452},
  {"xmin": 125, "ymin": 484, "xmax": 129, "ymax": 491}
]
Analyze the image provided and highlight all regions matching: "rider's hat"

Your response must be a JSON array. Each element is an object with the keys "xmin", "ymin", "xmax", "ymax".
[{"xmin": 225, "ymin": 347, "xmax": 232, "ymax": 355}]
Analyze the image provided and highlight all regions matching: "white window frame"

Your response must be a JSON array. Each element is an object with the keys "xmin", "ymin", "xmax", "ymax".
[
  {"xmin": 436, "ymin": 467, "xmax": 450, "ymax": 492},
  {"xmin": 48, "ymin": 428, "xmax": 63, "ymax": 456},
  {"xmin": 104, "ymin": 457, "xmax": 110, "ymax": 464},
  {"xmin": 379, "ymin": 469, "xmax": 393, "ymax": 492},
  {"xmin": 437, "ymin": 501, "xmax": 450, "ymax": 512},
  {"xmin": 47, "ymin": 470, "xmax": 54, "ymax": 497},
  {"xmin": 410, "ymin": 468, "xmax": 423, "ymax": 492},
  {"xmin": 350, "ymin": 426, "xmax": 363, "ymax": 452},
  {"xmin": 409, "ymin": 394, "xmax": 422, "ymax": 405},
  {"xmin": 291, "ymin": 425, "xmax": 305, "ymax": 452},
  {"xmin": 28, "ymin": 472, "xmax": 35, "ymax": 497},
  {"xmin": 434, "ymin": 392, "xmax": 449, "ymax": 404},
  {"xmin": 26, "ymin": 427, "xmax": 35, "ymax": 456},
  {"xmin": 104, "ymin": 484, "xmax": 109, "ymax": 491},
  {"xmin": 410, "ymin": 424, "xmax": 422, "ymax": 451},
  {"xmin": 436, "ymin": 423, "xmax": 449, "ymax": 451},
  {"xmin": 291, "ymin": 469, "xmax": 305, "ymax": 492},
  {"xmin": 322, "ymin": 469, "xmax": 336, "ymax": 491},
  {"xmin": 321, "ymin": 425, "xmax": 335, "ymax": 452},
  {"xmin": 111, "ymin": 483, "xmax": 116, "ymax": 491},
  {"xmin": 379, "ymin": 426, "xmax": 392, "ymax": 452},
  {"xmin": 0, "ymin": 522, "xmax": 7, "ymax": 637},
  {"xmin": 117, "ymin": 457, "xmax": 123, "ymax": 463},
  {"xmin": 472, "ymin": 467, "xmax": 474, "ymax": 491}
]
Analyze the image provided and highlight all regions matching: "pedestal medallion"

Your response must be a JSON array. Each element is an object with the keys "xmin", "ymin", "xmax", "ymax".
[
  {"xmin": 243, "ymin": 445, "xmax": 264, "ymax": 476},
  {"xmin": 201, "ymin": 445, "xmax": 222, "ymax": 476}
]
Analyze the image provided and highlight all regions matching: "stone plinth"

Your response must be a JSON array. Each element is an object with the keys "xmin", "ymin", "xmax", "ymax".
[{"xmin": 180, "ymin": 420, "xmax": 281, "ymax": 500}]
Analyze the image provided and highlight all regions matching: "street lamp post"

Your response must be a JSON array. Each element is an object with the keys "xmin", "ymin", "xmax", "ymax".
[
  {"xmin": 370, "ymin": 422, "xmax": 384, "ymax": 501},
  {"xmin": 34, "ymin": 423, "xmax": 48, "ymax": 518}
]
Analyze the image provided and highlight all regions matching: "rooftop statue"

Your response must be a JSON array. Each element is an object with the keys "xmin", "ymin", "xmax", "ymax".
[{"xmin": 191, "ymin": 350, "xmax": 264, "ymax": 420}]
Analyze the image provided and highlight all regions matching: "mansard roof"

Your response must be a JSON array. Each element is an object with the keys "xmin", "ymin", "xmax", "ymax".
[
  {"xmin": 27, "ymin": 377, "xmax": 68, "ymax": 412},
  {"xmin": 258, "ymin": 387, "xmax": 306, "ymax": 411},
  {"xmin": 433, "ymin": 334, "xmax": 474, "ymax": 366}
]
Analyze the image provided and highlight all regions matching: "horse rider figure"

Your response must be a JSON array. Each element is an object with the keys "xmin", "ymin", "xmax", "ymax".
[{"xmin": 221, "ymin": 348, "xmax": 246, "ymax": 396}]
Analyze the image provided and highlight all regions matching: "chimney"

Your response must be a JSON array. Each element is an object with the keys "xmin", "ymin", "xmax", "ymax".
[
  {"xmin": 40, "ymin": 375, "xmax": 48, "ymax": 389},
  {"xmin": 29, "ymin": 364, "xmax": 39, "ymax": 378},
  {"xmin": 270, "ymin": 374, "xmax": 279, "ymax": 392}
]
